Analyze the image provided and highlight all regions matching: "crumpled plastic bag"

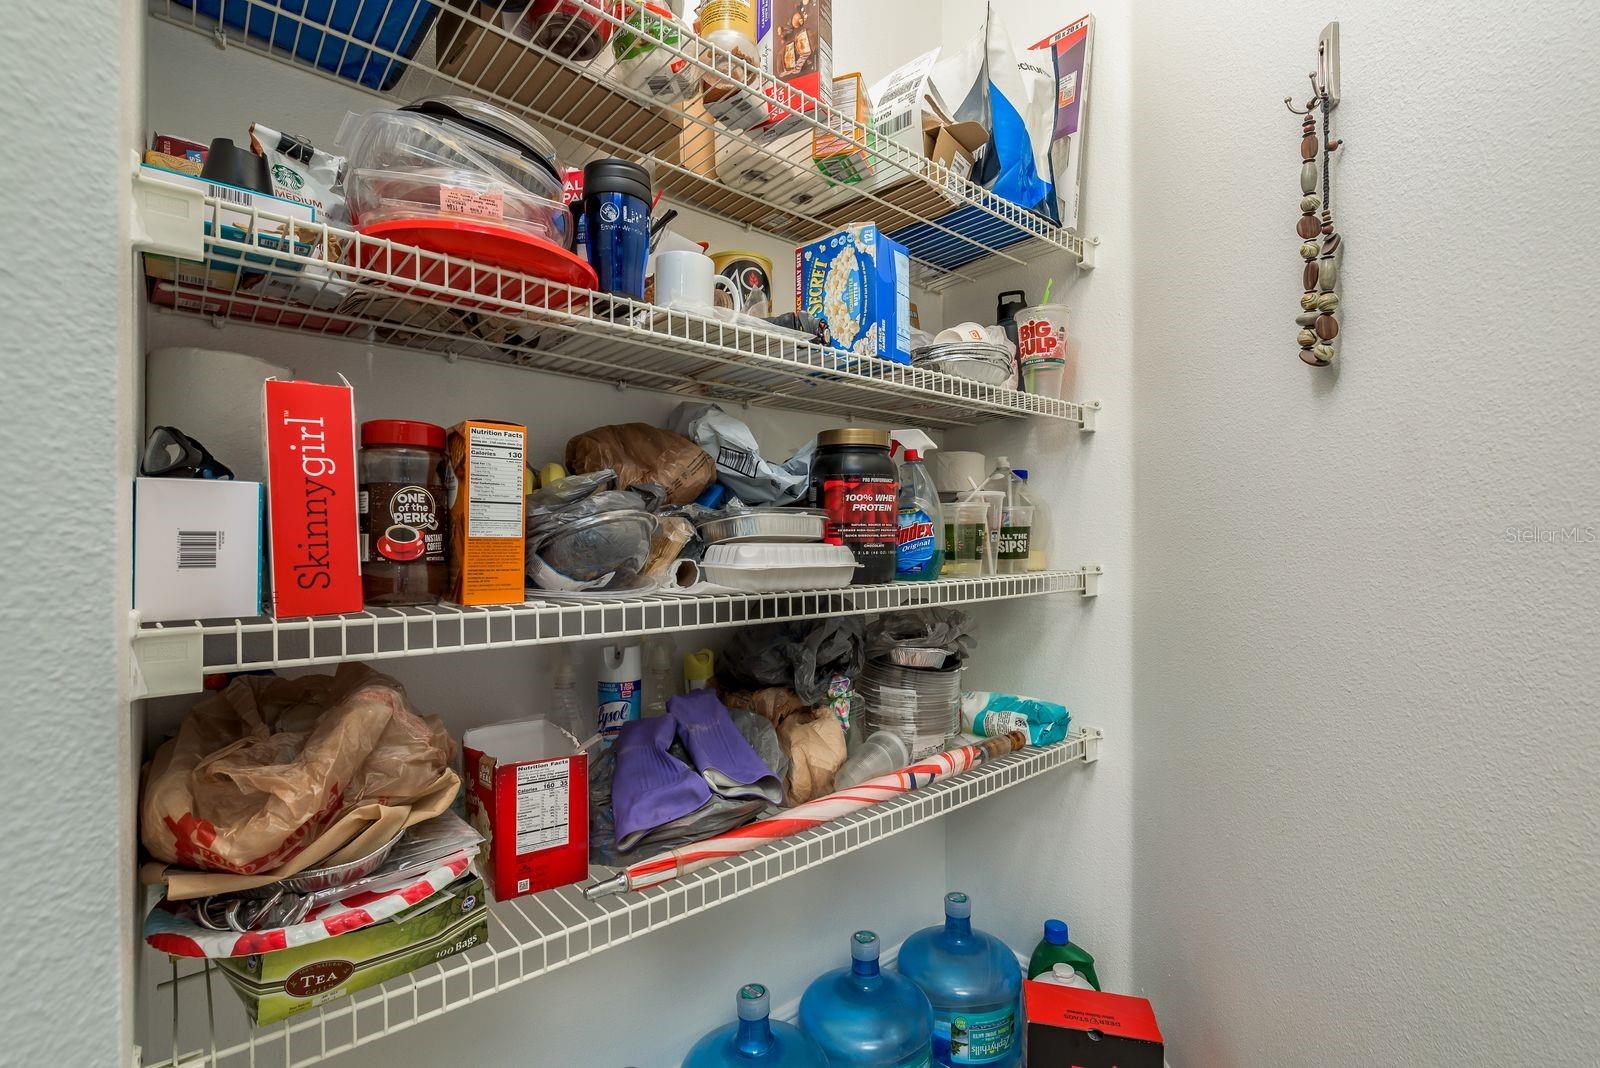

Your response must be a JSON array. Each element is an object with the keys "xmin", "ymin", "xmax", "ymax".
[
  {"xmin": 718, "ymin": 617, "xmax": 867, "ymax": 705},
  {"xmin": 867, "ymin": 609, "xmax": 977, "ymax": 664},
  {"xmin": 668, "ymin": 403, "xmax": 816, "ymax": 505},
  {"xmin": 566, "ymin": 423, "xmax": 714, "ymax": 505},
  {"xmin": 724, "ymin": 688, "xmax": 847, "ymax": 805},
  {"xmin": 140, "ymin": 664, "xmax": 457, "ymax": 875}
]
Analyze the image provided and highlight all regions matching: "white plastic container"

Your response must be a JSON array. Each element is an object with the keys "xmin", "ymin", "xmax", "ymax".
[{"xmin": 700, "ymin": 542, "xmax": 856, "ymax": 592}]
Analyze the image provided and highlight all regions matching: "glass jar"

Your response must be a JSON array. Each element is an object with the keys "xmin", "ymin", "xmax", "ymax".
[{"xmin": 359, "ymin": 420, "xmax": 449, "ymax": 605}]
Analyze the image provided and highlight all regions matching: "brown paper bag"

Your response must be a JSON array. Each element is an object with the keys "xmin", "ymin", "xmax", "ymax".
[
  {"xmin": 565, "ymin": 424, "xmax": 715, "ymax": 505},
  {"xmin": 139, "ymin": 663, "xmax": 458, "ymax": 877}
]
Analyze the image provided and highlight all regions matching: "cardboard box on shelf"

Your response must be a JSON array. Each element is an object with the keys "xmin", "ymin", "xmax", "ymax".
[
  {"xmin": 263, "ymin": 377, "xmax": 363, "ymax": 618},
  {"xmin": 447, "ymin": 418, "xmax": 527, "ymax": 606},
  {"xmin": 1023, "ymin": 981, "xmax": 1165, "ymax": 1068},
  {"xmin": 765, "ymin": 0, "xmax": 832, "ymax": 130},
  {"xmin": 217, "ymin": 873, "xmax": 489, "ymax": 1025},
  {"xmin": 925, "ymin": 120, "xmax": 989, "ymax": 185},
  {"xmin": 463, "ymin": 719, "xmax": 589, "ymax": 901},
  {"xmin": 867, "ymin": 49, "xmax": 948, "ymax": 160},
  {"xmin": 812, "ymin": 71, "xmax": 875, "ymax": 185},
  {"xmin": 134, "ymin": 477, "xmax": 264, "ymax": 623},
  {"xmin": 797, "ymin": 223, "xmax": 912, "ymax": 366}
]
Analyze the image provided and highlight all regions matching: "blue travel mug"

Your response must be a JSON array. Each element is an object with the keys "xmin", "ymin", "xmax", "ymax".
[{"xmin": 582, "ymin": 159, "xmax": 652, "ymax": 300}]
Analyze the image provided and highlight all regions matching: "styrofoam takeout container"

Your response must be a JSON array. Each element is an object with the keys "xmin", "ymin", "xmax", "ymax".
[{"xmin": 701, "ymin": 542, "xmax": 856, "ymax": 592}]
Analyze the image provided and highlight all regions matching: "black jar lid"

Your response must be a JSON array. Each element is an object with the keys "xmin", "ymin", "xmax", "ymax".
[{"xmin": 583, "ymin": 158, "xmax": 652, "ymax": 204}]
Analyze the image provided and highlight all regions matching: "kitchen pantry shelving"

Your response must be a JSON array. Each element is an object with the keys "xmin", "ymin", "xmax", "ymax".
[
  {"xmin": 132, "ymin": 568, "xmax": 1100, "ymax": 697},
  {"xmin": 134, "ymin": 177, "xmax": 1102, "ymax": 429},
  {"xmin": 147, "ymin": 0, "xmax": 1098, "ymax": 291},
  {"xmin": 139, "ymin": 730, "xmax": 1102, "ymax": 1068}
]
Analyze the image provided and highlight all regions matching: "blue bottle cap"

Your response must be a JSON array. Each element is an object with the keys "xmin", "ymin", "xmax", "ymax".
[
  {"xmin": 1044, "ymin": 919, "xmax": 1068, "ymax": 945},
  {"xmin": 737, "ymin": 983, "xmax": 770, "ymax": 1020},
  {"xmin": 945, "ymin": 891, "xmax": 972, "ymax": 919},
  {"xmin": 851, "ymin": 930, "xmax": 881, "ymax": 961},
  {"xmin": 1013, "ymin": 469, "xmax": 1029, "ymax": 480}
]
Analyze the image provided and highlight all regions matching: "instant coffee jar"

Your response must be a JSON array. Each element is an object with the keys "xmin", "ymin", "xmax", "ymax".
[
  {"xmin": 360, "ymin": 420, "xmax": 449, "ymax": 605},
  {"xmin": 810, "ymin": 428, "xmax": 899, "ymax": 584}
]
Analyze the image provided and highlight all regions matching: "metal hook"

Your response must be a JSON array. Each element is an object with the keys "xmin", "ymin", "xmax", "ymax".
[{"xmin": 1284, "ymin": 73, "xmax": 1321, "ymax": 115}]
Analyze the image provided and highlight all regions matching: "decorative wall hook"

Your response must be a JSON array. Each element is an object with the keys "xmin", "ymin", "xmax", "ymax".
[{"xmin": 1290, "ymin": 23, "xmax": 1342, "ymax": 367}]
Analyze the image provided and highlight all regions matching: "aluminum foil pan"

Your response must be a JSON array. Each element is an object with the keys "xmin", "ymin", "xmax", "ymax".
[
  {"xmin": 271, "ymin": 831, "xmax": 403, "ymax": 895},
  {"xmin": 912, "ymin": 341, "xmax": 1015, "ymax": 385},
  {"xmin": 887, "ymin": 646, "xmax": 951, "ymax": 669},
  {"xmin": 697, "ymin": 507, "xmax": 828, "ymax": 545}
]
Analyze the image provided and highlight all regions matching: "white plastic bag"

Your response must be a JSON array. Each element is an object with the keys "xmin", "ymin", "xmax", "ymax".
[{"xmin": 668, "ymin": 403, "xmax": 816, "ymax": 505}]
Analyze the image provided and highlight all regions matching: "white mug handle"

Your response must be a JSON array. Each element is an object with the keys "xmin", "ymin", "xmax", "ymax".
[{"xmin": 712, "ymin": 274, "xmax": 743, "ymax": 314}]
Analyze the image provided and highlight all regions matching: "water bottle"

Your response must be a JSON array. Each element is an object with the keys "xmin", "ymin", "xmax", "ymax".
[
  {"xmin": 683, "ymin": 983, "xmax": 828, "ymax": 1067},
  {"xmin": 799, "ymin": 931, "xmax": 934, "ymax": 1067},
  {"xmin": 897, "ymin": 893, "xmax": 1022, "ymax": 1066},
  {"xmin": 644, "ymin": 640, "xmax": 676, "ymax": 718},
  {"xmin": 547, "ymin": 646, "xmax": 586, "ymax": 741}
]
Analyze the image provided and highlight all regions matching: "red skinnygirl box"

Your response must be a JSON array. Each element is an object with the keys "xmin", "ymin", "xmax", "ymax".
[
  {"xmin": 463, "ymin": 719, "xmax": 589, "ymax": 901},
  {"xmin": 1024, "ymin": 981, "xmax": 1164, "ymax": 1067},
  {"xmin": 263, "ymin": 376, "xmax": 363, "ymax": 618}
]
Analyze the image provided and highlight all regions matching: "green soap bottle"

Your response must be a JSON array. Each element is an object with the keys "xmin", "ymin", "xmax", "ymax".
[{"xmin": 1028, "ymin": 919, "xmax": 1100, "ymax": 990}]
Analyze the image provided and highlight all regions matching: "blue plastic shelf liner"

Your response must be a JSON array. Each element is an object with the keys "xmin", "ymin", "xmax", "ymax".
[
  {"xmin": 174, "ymin": 0, "xmax": 440, "ymax": 91},
  {"xmin": 888, "ymin": 203, "xmax": 1042, "ymax": 274}
]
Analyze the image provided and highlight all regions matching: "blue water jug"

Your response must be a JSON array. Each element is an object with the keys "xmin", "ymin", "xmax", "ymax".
[
  {"xmin": 799, "ymin": 931, "xmax": 934, "ymax": 1067},
  {"xmin": 683, "ymin": 983, "xmax": 827, "ymax": 1067},
  {"xmin": 897, "ymin": 892, "xmax": 1023, "ymax": 1066}
]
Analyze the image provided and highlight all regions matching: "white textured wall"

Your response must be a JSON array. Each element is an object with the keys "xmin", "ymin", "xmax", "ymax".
[
  {"xmin": 0, "ymin": 1, "xmax": 140, "ymax": 1065},
  {"xmin": 938, "ymin": 0, "xmax": 1137, "ymax": 994},
  {"xmin": 1130, "ymin": 2, "xmax": 1600, "ymax": 1065}
]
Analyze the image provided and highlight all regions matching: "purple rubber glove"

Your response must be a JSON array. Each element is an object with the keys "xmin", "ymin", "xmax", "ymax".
[
  {"xmin": 670, "ymin": 689, "xmax": 785, "ymax": 805},
  {"xmin": 612, "ymin": 713, "xmax": 710, "ymax": 853}
]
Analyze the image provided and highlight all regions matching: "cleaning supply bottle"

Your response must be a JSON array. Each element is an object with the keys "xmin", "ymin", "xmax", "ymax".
[
  {"xmin": 684, "ymin": 647, "xmax": 715, "ymax": 691},
  {"xmin": 978, "ymin": 459, "xmax": 1034, "ymax": 576},
  {"xmin": 644, "ymin": 639, "xmax": 675, "ymax": 717},
  {"xmin": 799, "ymin": 931, "xmax": 934, "ymax": 1067},
  {"xmin": 598, "ymin": 644, "xmax": 643, "ymax": 740},
  {"xmin": 1026, "ymin": 919, "xmax": 1100, "ymax": 990},
  {"xmin": 891, "ymin": 429, "xmax": 945, "ymax": 581},
  {"xmin": 548, "ymin": 646, "xmax": 587, "ymax": 741},
  {"xmin": 897, "ymin": 892, "xmax": 1023, "ymax": 1067},
  {"xmin": 683, "ymin": 983, "xmax": 829, "ymax": 1067},
  {"xmin": 1012, "ymin": 470, "xmax": 1047, "ymax": 571}
]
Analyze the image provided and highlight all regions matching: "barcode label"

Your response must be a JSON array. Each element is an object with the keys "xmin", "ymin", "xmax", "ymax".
[
  {"xmin": 177, "ymin": 530, "xmax": 220, "ymax": 570},
  {"xmin": 881, "ymin": 109, "xmax": 915, "ymax": 135},
  {"xmin": 717, "ymin": 445, "xmax": 760, "ymax": 478},
  {"xmin": 205, "ymin": 183, "xmax": 253, "ymax": 207}
]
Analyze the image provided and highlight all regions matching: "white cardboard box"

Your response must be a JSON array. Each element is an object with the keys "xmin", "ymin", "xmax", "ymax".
[{"xmin": 134, "ymin": 477, "xmax": 264, "ymax": 622}]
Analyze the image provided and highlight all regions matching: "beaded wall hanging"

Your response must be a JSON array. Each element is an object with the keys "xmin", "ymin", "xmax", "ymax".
[{"xmin": 1286, "ymin": 24, "xmax": 1342, "ymax": 367}]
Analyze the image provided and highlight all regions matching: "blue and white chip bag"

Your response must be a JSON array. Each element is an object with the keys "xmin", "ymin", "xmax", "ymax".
[
  {"xmin": 960, "ymin": 691, "xmax": 1070, "ymax": 747},
  {"xmin": 797, "ymin": 224, "xmax": 912, "ymax": 366}
]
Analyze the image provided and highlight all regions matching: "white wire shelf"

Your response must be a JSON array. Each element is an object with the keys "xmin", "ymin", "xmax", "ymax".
[
  {"xmin": 145, "ymin": 0, "xmax": 1097, "ymax": 290},
  {"xmin": 133, "ymin": 178, "xmax": 1101, "ymax": 429},
  {"xmin": 137, "ymin": 729, "xmax": 1102, "ymax": 1068},
  {"xmin": 132, "ymin": 567, "xmax": 1100, "ymax": 698}
]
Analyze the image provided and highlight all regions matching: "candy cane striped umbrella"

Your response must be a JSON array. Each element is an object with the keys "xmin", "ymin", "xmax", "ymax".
[{"xmin": 584, "ymin": 732, "xmax": 1027, "ymax": 898}]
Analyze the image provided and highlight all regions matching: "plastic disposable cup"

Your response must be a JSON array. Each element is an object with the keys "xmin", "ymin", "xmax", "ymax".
[
  {"xmin": 1022, "ymin": 358, "xmax": 1066, "ymax": 398},
  {"xmin": 997, "ymin": 503, "xmax": 1034, "ymax": 574},
  {"xmin": 1017, "ymin": 303, "xmax": 1069, "ymax": 363},
  {"xmin": 943, "ymin": 498, "xmax": 989, "ymax": 576},
  {"xmin": 835, "ymin": 730, "xmax": 912, "ymax": 789}
]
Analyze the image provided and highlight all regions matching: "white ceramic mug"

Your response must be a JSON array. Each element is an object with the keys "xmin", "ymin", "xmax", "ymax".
[{"xmin": 654, "ymin": 250, "xmax": 742, "ymax": 313}]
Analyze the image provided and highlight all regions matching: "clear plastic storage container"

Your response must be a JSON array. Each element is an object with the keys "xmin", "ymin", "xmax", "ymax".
[{"xmin": 340, "ymin": 97, "xmax": 571, "ymax": 248}]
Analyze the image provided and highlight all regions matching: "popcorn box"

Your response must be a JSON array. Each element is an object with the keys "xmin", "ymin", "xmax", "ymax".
[{"xmin": 797, "ymin": 224, "xmax": 911, "ymax": 365}]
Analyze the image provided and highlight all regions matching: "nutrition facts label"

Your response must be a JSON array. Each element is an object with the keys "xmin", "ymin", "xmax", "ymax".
[
  {"xmin": 514, "ymin": 761, "xmax": 570, "ymax": 855},
  {"xmin": 468, "ymin": 425, "xmax": 525, "ymax": 539}
]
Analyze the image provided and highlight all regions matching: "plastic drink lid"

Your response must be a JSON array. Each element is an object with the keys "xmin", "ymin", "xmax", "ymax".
[
  {"xmin": 944, "ymin": 891, "xmax": 972, "ymax": 918},
  {"xmin": 737, "ymin": 983, "xmax": 770, "ymax": 1020},
  {"xmin": 851, "ymin": 931, "xmax": 881, "ymax": 960},
  {"xmin": 1044, "ymin": 918, "xmax": 1068, "ymax": 944}
]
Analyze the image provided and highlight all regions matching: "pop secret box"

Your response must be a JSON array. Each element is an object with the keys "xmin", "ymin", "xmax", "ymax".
[
  {"xmin": 798, "ymin": 224, "xmax": 912, "ymax": 365},
  {"xmin": 263, "ymin": 377, "xmax": 362, "ymax": 617}
]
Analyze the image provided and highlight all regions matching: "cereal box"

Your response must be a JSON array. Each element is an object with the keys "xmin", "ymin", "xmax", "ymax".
[
  {"xmin": 447, "ymin": 419, "xmax": 527, "ymax": 606},
  {"xmin": 797, "ymin": 224, "xmax": 912, "ymax": 365}
]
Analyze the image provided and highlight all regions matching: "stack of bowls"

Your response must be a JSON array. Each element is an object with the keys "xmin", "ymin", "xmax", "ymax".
[{"xmin": 857, "ymin": 658, "xmax": 964, "ymax": 758}]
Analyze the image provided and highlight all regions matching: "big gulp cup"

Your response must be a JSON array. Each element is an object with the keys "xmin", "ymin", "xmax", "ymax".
[{"xmin": 1018, "ymin": 303, "xmax": 1069, "ymax": 395}]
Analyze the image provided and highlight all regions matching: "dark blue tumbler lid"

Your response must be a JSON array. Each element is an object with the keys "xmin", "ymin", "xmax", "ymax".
[{"xmin": 583, "ymin": 159, "xmax": 652, "ymax": 204}]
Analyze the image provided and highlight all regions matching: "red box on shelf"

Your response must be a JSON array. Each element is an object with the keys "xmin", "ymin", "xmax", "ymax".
[
  {"xmin": 263, "ymin": 377, "xmax": 363, "ymax": 618},
  {"xmin": 463, "ymin": 719, "xmax": 589, "ymax": 901},
  {"xmin": 1024, "ymin": 981, "xmax": 1164, "ymax": 1067}
]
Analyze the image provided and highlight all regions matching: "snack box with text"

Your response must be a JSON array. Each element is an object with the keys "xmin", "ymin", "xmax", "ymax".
[
  {"xmin": 134, "ymin": 477, "xmax": 264, "ymax": 623},
  {"xmin": 447, "ymin": 419, "xmax": 527, "ymax": 606},
  {"xmin": 264, "ymin": 377, "xmax": 363, "ymax": 618},
  {"xmin": 797, "ymin": 224, "xmax": 911, "ymax": 365},
  {"xmin": 463, "ymin": 719, "xmax": 588, "ymax": 901}
]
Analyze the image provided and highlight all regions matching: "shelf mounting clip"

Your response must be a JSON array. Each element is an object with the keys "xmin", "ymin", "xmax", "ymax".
[{"xmin": 1081, "ymin": 565, "xmax": 1102, "ymax": 597}]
